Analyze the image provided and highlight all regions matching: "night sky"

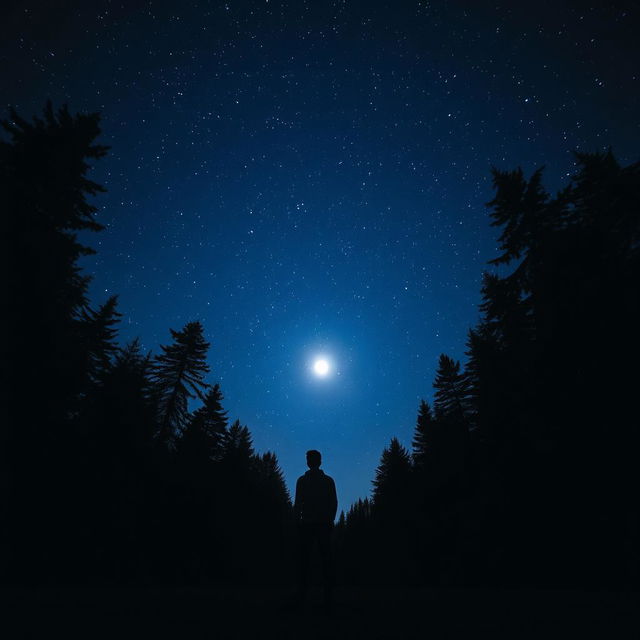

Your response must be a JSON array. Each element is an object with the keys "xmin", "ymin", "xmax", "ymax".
[{"xmin": 3, "ymin": 1, "xmax": 638, "ymax": 513}]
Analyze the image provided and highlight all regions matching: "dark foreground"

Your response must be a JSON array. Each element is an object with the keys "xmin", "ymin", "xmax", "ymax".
[{"xmin": 3, "ymin": 585, "xmax": 639, "ymax": 639}]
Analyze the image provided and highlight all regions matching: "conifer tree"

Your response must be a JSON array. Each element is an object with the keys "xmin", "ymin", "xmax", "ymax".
[
  {"xmin": 372, "ymin": 437, "xmax": 414, "ymax": 583},
  {"xmin": 2, "ymin": 102, "xmax": 108, "ymax": 432},
  {"xmin": 478, "ymin": 273, "xmax": 531, "ymax": 347},
  {"xmin": 372, "ymin": 437, "xmax": 412, "ymax": 512},
  {"xmin": 338, "ymin": 497, "xmax": 374, "ymax": 584},
  {"xmin": 152, "ymin": 321, "xmax": 210, "ymax": 446},
  {"xmin": 250, "ymin": 450, "xmax": 292, "ymax": 576},
  {"xmin": 346, "ymin": 497, "xmax": 372, "ymax": 527},
  {"xmin": 433, "ymin": 354, "xmax": 471, "ymax": 424},
  {"xmin": 85, "ymin": 338, "xmax": 155, "ymax": 453},
  {"xmin": 1, "ymin": 103, "xmax": 108, "ymax": 582},
  {"xmin": 487, "ymin": 166, "xmax": 548, "ymax": 268},
  {"xmin": 72, "ymin": 338, "xmax": 156, "ymax": 579},
  {"xmin": 79, "ymin": 295, "xmax": 121, "ymax": 387},
  {"xmin": 474, "ymin": 152, "xmax": 640, "ymax": 586},
  {"xmin": 222, "ymin": 419, "xmax": 255, "ymax": 468},
  {"xmin": 179, "ymin": 383, "xmax": 228, "ymax": 463},
  {"xmin": 412, "ymin": 399, "xmax": 436, "ymax": 470},
  {"xmin": 464, "ymin": 327, "xmax": 495, "ymax": 436},
  {"xmin": 255, "ymin": 451, "xmax": 290, "ymax": 506}
]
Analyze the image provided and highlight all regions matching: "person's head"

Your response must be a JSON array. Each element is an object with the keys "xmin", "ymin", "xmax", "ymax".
[{"xmin": 306, "ymin": 449, "xmax": 321, "ymax": 469}]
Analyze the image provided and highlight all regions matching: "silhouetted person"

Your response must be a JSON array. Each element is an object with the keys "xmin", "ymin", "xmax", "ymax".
[{"xmin": 293, "ymin": 449, "xmax": 338, "ymax": 609}]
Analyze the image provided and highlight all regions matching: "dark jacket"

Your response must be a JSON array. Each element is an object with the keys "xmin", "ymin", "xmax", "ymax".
[{"xmin": 293, "ymin": 469, "xmax": 338, "ymax": 525}]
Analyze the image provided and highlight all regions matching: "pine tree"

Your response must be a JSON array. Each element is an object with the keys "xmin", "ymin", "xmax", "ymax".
[
  {"xmin": 79, "ymin": 295, "xmax": 121, "ymax": 387},
  {"xmin": 255, "ymin": 451, "xmax": 290, "ymax": 505},
  {"xmin": 222, "ymin": 419, "xmax": 255, "ymax": 468},
  {"xmin": 372, "ymin": 438, "xmax": 413, "ymax": 584},
  {"xmin": 1, "ymin": 103, "xmax": 109, "ymax": 582},
  {"xmin": 464, "ymin": 327, "xmax": 494, "ymax": 435},
  {"xmin": 372, "ymin": 437, "xmax": 413, "ymax": 512},
  {"xmin": 73, "ymin": 338, "xmax": 156, "ymax": 579},
  {"xmin": 85, "ymin": 338, "xmax": 155, "ymax": 454},
  {"xmin": 248, "ymin": 450, "xmax": 292, "ymax": 578},
  {"xmin": 433, "ymin": 354, "xmax": 471, "ymax": 424},
  {"xmin": 2, "ymin": 102, "xmax": 109, "ymax": 433},
  {"xmin": 474, "ymin": 152, "xmax": 640, "ymax": 586},
  {"xmin": 179, "ymin": 383, "xmax": 228, "ymax": 463},
  {"xmin": 152, "ymin": 321, "xmax": 210, "ymax": 446},
  {"xmin": 487, "ymin": 166, "xmax": 549, "ymax": 268},
  {"xmin": 412, "ymin": 399, "xmax": 436, "ymax": 470},
  {"xmin": 346, "ymin": 497, "xmax": 372, "ymax": 527},
  {"xmin": 338, "ymin": 497, "xmax": 374, "ymax": 584},
  {"xmin": 478, "ymin": 273, "xmax": 532, "ymax": 347},
  {"xmin": 214, "ymin": 420, "xmax": 259, "ymax": 579}
]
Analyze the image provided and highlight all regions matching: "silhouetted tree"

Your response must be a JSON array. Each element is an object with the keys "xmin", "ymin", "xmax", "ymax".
[
  {"xmin": 222, "ymin": 420, "xmax": 255, "ymax": 468},
  {"xmin": 152, "ymin": 321, "xmax": 210, "ymax": 446},
  {"xmin": 470, "ymin": 152, "xmax": 640, "ymax": 587},
  {"xmin": 75, "ymin": 338, "xmax": 156, "ymax": 580},
  {"xmin": 487, "ymin": 165, "xmax": 549, "ymax": 268},
  {"xmin": 255, "ymin": 451, "xmax": 291, "ymax": 509},
  {"xmin": 370, "ymin": 438, "xmax": 414, "ymax": 582},
  {"xmin": 372, "ymin": 437, "xmax": 412, "ymax": 510},
  {"xmin": 178, "ymin": 383, "xmax": 228, "ymax": 465},
  {"xmin": 335, "ymin": 498, "xmax": 373, "ymax": 584},
  {"xmin": 253, "ymin": 451, "xmax": 293, "ymax": 581},
  {"xmin": 79, "ymin": 295, "xmax": 122, "ymax": 388},
  {"xmin": 2, "ymin": 102, "xmax": 109, "ymax": 428},
  {"xmin": 433, "ymin": 354, "xmax": 471, "ymax": 424},
  {"xmin": 106, "ymin": 339, "xmax": 157, "ymax": 452},
  {"xmin": 1, "ymin": 102, "xmax": 109, "ymax": 582},
  {"xmin": 411, "ymin": 399, "xmax": 435, "ymax": 471}
]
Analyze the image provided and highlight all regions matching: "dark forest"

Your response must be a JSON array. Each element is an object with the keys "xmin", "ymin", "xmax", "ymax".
[{"xmin": 2, "ymin": 102, "xmax": 639, "ymax": 634}]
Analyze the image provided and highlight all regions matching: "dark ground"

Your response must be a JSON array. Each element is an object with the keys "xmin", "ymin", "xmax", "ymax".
[{"xmin": 3, "ymin": 586, "xmax": 639, "ymax": 639}]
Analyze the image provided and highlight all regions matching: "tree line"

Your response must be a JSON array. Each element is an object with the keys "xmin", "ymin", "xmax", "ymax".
[
  {"xmin": 2, "ymin": 103, "xmax": 638, "ymax": 589},
  {"xmin": 1, "ymin": 103, "xmax": 291, "ymax": 585},
  {"xmin": 335, "ymin": 149, "xmax": 640, "ymax": 589}
]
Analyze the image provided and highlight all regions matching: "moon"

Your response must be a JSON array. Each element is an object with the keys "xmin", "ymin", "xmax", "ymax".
[{"xmin": 313, "ymin": 358, "xmax": 330, "ymax": 377}]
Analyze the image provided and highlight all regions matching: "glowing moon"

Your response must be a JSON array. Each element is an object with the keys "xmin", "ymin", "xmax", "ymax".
[{"xmin": 313, "ymin": 358, "xmax": 330, "ymax": 376}]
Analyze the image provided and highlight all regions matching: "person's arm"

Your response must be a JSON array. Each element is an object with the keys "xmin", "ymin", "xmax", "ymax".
[
  {"xmin": 328, "ymin": 477, "xmax": 338, "ymax": 523},
  {"xmin": 293, "ymin": 477, "xmax": 304, "ymax": 523}
]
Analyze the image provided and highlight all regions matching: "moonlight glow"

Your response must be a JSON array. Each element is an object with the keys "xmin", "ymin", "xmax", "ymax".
[{"xmin": 313, "ymin": 358, "xmax": 330, "ymax": 377}]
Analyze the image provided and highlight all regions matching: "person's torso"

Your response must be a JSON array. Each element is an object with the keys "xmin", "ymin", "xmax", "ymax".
[{"xmin": 298, "ymin": 471, "xmax": 334, "ymax": 523}]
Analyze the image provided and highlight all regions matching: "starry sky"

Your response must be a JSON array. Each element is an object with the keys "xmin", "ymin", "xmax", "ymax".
[{"xmin": 3, "ymin": 1, "xmax": 638, "ymax": 513}]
